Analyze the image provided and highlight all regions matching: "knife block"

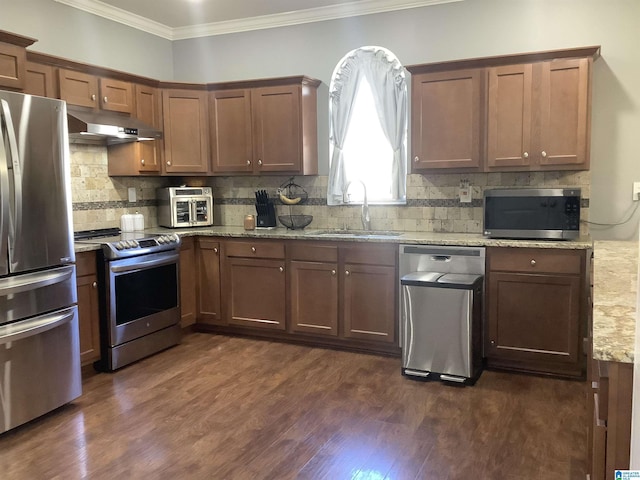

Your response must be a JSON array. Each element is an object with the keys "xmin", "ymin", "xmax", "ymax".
[{"xmin": 256, "ymin": 201, "xmax": 277, "ymax": 228}]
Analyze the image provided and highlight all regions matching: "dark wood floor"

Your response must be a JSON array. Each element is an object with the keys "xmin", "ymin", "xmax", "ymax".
[{"xmin": 0, "ymin": 333, "xmax": 587, "ymax": 479}]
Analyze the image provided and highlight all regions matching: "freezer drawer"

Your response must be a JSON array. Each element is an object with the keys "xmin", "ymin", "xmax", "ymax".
[
  {"xmin": 0, "ymin": 306, "xmax": 82, "ymax": 432},
  {"xmin": 401, "ymin": 273, "xmax": 483, "ymax": 383}
]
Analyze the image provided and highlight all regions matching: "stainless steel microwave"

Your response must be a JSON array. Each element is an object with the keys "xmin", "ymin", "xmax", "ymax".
[
  {"xmin": 483, "ymin": 188, "xmax": 581, "ymax": 240},
  {"xmin": 157, "ymin": 186, "xmax": 213, "ymax": 228}
]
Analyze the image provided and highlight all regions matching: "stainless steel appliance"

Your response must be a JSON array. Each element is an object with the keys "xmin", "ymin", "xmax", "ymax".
[
  {"xmin": 483, "ymin": 188, "xmax": 581, "ymax": 240},
  {"xmin": 0, "ymin": 90, "xmax": 81, "ymax": 433},
  {"xmin": 67, "ymin": 106, "xmax": 162, "ymax": 145},
  {"xmin": 75, "ymin": 229, "xmax": 182, "ymax": 371},
  {"xmin": 399, "ymin": 245, "xmax": 485, "ymax": 385},
  {"xmin": 157, "ymin": 186, "xmax": 213, "ymax": 228}
]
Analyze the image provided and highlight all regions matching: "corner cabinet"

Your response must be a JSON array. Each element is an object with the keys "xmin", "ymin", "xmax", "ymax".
[
  {"xmin": 162, "ymin": 87, "xmax": 210, "ymax": 174},
  {"xmin": 209, "ymin": 76, "xmax": 320, "ymax": 175},
  {"xmin": 485, "ymin": 247, "xmax": 587, "ymax": 378},
  {"xmin": 408, "ymin": 67, "xmax": 484, "ymax": 171}
]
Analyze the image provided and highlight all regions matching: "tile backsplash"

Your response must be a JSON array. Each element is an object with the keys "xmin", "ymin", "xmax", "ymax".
[{"xmin": 70, "ymin": 144, "xmax": 590, "ymax": 235}]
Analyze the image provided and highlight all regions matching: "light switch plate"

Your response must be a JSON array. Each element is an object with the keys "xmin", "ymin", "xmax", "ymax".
[{"xmin": 128, "ymin": 187, "xmax": 136, "ymax": 203}]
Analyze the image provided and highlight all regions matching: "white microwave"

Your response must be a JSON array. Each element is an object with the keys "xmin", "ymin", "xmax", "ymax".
[{"xmin": 157, "ymin": 186, "xmax": 213, "ymax": 228}]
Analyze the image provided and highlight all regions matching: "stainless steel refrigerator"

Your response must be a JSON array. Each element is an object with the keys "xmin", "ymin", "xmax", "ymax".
[{"xmin": 0, "ymin": 89, "xmax": 81, "ymax": 433}]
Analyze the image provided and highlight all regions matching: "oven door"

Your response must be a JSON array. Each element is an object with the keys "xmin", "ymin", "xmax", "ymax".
[{"xmin": 106, "ymin": 250, "xmax": 180, "ymax": 347}]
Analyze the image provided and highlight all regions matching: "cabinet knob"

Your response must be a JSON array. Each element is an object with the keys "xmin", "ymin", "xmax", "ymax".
[
  {"xmin": 246, "ymin": 160, "xmax": 251, "ymax": 165},
  {"xmin": 92, "ymin": 281, "xmax": 97, "ymax": 288},
  {"xmin": 279, "ymin": 266, "xmax": 284, "ymax": 273},
  {"xmin": 541, "ymin": 151, "xmax": 547, "ymax": 158},
  {"xmin": 91, "ymin": 94, "xmax": 96, "ymax": 101},
  {"xmin": 530, "ymin": 259, "xmax": 536, "ymax": 266},
  {"xmin": 331, "ymin": 269, "xmax": 336, "ymax": 276},
  {"xmin": 523, "ymin": 152, "xmax": 529, "ymax": 158},
  {"xmin": 103, "ymin": 96, "xmax": 108, "ymax": 103},
  {"xmin": 413, "ymin": 156, "xmax": 419, "ymax": 163},
  {"xmin": 213, "ymin": 247, "xmax": 218, "ymax": 254},
  {"xmin": 251, "ymin": 246, "xmax": 256, "ymax": 253},
  {"xmin": 345, "ymin": 270, "xmax": 350, "ymax": 276},
  {"xmin": 167, "ymin": 161, "xmax": 171, "ymax": 166},
  {"xmin": 490, "ymin": 340, "xmax": 495, "ymax": 345},
  {"xmin": 258, "ymin": 159, "xmax": 263, "ymax": 166},
  {"xmin": 140, "ymin": 159, "xmax": 145, "ymax": 165}
]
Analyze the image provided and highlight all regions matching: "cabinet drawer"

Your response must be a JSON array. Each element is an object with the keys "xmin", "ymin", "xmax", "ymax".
[
  {"xmin": 225, "ymin": 240, "xmax": 284, "ymax": 259},
  {"xmin": 288, "ymin": 243, "xmax": 337, "ymax": 262},
  {"xmin": 342, "ymin": 244, "xmax": 397, "ymax": 266},
  {"xmin": 488, "ymin": 247, "xmax": 582, "ymax": 274},
  {"xmin": 76, "ymin": 251, "xmax": 97, "ymax": 276}
]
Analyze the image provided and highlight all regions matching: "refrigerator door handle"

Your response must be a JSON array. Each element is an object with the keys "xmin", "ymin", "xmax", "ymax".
[
  {"xmin": 0, "ymin": 99, "xmax": 22, "ymax": 268},
  {"xmin": 0, "ymin": 101, "xmax": 10, "ymax": 276},
  {"xmin": 0, "ymin": 266, "xmax": 74, "ymax": 297},
  {"xmin": 0, "ymin": 307, "xmax": 76, "ymax": 345}
]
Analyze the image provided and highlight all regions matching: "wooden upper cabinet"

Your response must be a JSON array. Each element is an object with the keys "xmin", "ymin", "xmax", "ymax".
[
  {"xmin": 0, "ymin": 31, "xmax": 35, "ymax": 91},
  {"xmin": 209, "ymin": 76, "xmax": 319, "ymax": 176},
  {"xmin": 487, "ymin": 58, "xmax": 591, "ymax": 170},
  {"xmin": 410, "ymin": 68, "xmax": 483, "ymax": 171},
  {"xmin": 162, "ymin": 88, "xmax": 209, "ymax": 174},
  {"xmin": 24, "ymin": 61, "xmax": 56, "ymax": 98},
  {"xmin": 58, "ymin": 68, "xmax": 133, "ymax": 113},
  {"xmin": 134, "ymin": 84, "xmax": 162, "ymax": 173},
  {"xmin": 487, "ymin": 64, "xmax": 533, "ymax": 168},
  {"xmin": 209, "ymin": 89, "xmax": 253, "ymax": 174}
]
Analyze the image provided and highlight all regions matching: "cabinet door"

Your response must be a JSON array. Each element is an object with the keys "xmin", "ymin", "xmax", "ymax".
[
  {"xmin": 76, "ymin": 274, "xmax": 101, "ymax": 366},
  {"xmin": 210, "ymin": 89, "xmax": 254, "ymax": 173},
  {"xmin": 252, "ymin": 85, "xmax": 302, "ymax": 172},
  {"xmin": 411, "ymin": 69, "xmax": 482, "ymax": 171},
  {"xmin": 538, "ymin": 58, "xmax": 590, "ymax": 169},
  {"xmin": 197, "ymin": 238, "xmax": 223, "ymax": 325},
  {"xmin": 226, "ymin": 257, "xmax": 286, "ymax": 330},
  {"xmin": 162, "ymin": 89, "xmax": 210, "ymax": 174},
  {"xmin": 342, "ymin": 263, "xmax": 396, "ymax": 343},
  {"xmin": 0, "ymin": 42, "xmax": 26, "ymax": 90},
  {"xmin": 290, "ymin": 260, "xmax": 339, "ymax": 336},
  {"xmin": 58, "ymin": 69, "xmax": 99, "ymax": 109},
  {"xmin": 24, "ymin": 62, "xmax": 55, "ymax": 97},
  {"xmin": 487, "ymin": 64, "xmax": 533, "ymax": 168},
  {"xmin": 179, "ymin": 237, "xmax": 197, "ymax": 328},
  {"xmin": 486, "ymin": 272, "xmax": 581, "ymax": 367},
  {"xmin": 134, "ymin": 85, "xmax": 162, "ymax": 173},
  {"xmin": 99, "ymin": 78, "xmax": 132, "ymax": 114}
]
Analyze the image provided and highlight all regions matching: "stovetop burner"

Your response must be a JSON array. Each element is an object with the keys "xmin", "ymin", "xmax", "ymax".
[{"xmin": 74, "ymin": 228, "xmax": 181, "ymax": 260}]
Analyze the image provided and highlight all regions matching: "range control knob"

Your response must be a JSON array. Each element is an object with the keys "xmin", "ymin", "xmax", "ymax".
[
  {"xmin": 115, "ymin": 242, "xmax": 124, "ymax": 250},
  {"xmin": 158, "ymin": 236, "xmax": 166, "ymax": 244}
]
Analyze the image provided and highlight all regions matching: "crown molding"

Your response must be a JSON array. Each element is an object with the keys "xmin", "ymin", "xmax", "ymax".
[{"xmin": 55, "ymin": 0, "xmax": 463, "ymax": 40}]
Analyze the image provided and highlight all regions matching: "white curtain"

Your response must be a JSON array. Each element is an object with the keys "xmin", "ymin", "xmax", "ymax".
[{"xmin": 327, "ymin": 46, "xmax": 407, "ymax": 205}]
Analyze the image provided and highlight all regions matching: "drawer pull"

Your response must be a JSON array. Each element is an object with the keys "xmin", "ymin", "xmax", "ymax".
[{"xmin": 530, "ymin": 259, "xmax": 536, "ymax": 266}]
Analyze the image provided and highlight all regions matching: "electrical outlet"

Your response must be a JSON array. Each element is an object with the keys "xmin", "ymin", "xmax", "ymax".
[
  {"xmin": 459, "ymin": 179, "xmax": 472, "ymax": 203},
  {"xmin": 128, "ymin": 187, "xmax": 137, "ymax": 203},
  {"xmin": 633, "ymin": 182, "xmax": 640, "ymax": 201}
]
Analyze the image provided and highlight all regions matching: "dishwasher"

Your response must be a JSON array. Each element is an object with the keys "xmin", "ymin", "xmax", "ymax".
[{"xmin": 399, "ymin": 245, "xmax": 485, "ymax": 385}]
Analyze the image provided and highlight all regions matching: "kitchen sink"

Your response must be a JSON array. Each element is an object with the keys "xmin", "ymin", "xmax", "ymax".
[{"xmin": 308, "ymin": 229, "xmax": 404, "ymax": 238}]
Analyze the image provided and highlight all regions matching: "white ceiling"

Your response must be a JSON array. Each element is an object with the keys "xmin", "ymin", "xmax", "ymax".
[{"xmin": 53, "ymin": 0, "xmax": 461, "ymax": 40}]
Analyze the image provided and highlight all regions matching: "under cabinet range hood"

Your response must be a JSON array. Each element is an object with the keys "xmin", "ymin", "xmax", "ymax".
[{"xmin": 66, "ymin": 106, "xmax": 162, "ymax": 145}]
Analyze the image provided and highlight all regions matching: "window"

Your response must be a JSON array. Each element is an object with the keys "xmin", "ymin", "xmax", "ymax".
[{"xmin": 327, "ymin": 46, "xmax": 408, "ymax": 205}]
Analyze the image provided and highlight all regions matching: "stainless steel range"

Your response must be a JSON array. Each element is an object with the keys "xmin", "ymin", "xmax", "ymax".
[{"xmin": 75, "ymin": 229, "xmax": 182, "ymax": 371}]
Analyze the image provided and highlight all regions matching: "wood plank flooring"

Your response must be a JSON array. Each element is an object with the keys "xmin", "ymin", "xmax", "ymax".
[{"xmin": 0, "ymin": 333, "xmax": 587, "ymax": 479}]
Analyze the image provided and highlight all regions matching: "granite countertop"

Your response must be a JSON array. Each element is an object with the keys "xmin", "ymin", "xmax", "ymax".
[{"xmin": 592, "ymin": 240, "xmax": 639, "ymax": 363}]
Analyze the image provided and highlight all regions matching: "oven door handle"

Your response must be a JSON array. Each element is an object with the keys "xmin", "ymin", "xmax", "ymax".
[
  {"xmin": 0, "ymin": 307, "xmax": 76, "ymax": 345},
  {"xmin": 110, "ymin": 252, "xmax": 179, "ymax": 273}
]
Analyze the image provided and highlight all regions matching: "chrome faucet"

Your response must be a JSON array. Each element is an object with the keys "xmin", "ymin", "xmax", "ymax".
[{"xmin": 343, "ymin": 180, "xmax": 371, "ymax": 231}]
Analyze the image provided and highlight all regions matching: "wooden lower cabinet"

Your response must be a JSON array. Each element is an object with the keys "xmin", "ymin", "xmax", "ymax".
[
  {"xmin": 75, "ymin": 251, "xmax": 101, "ymax": 366},
  {"xmin": 223, "ymin": 240, "xmax": 286, "ymax": 330},
  {"xmin": 485, "ymin": 247, "xmax": 586, "ymax": 377},
  {"xmin": 179, "ymin": 237, "xmax": 196, "ymax": 328},
  {"xmin": 196, "ymin": 238, "xmax": 222, "ymax": 325}
]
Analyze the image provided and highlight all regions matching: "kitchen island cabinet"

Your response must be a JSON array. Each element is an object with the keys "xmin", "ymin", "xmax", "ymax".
[
  {"xmin": 209, "ymin": 76, "xmax": 320, "ymax": 175},
  {"xmin": 485, "ymin": 247, "xmax": 587, "ymax": 378},
  {"xmin": 75, "ymin": 251, "xmax": 101, "ymax": 367},
  {"xmin": 162, "ymin": 87, "xmax": 210, "ymax": 174}
]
